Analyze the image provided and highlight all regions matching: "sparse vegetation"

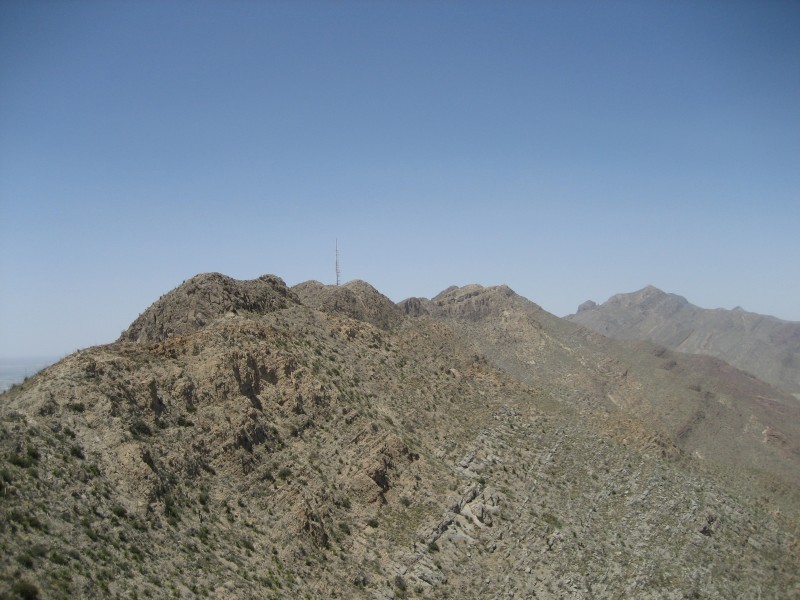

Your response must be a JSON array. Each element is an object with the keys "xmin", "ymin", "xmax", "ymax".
[{"xmin": 0, "ymin": 275, "xmax": 798, "ymax": 599}]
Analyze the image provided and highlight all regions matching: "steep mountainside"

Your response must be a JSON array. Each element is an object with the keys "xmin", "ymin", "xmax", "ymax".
[
  {"xmin": 567, "ymin": 285, "xmax": 800, "ymax": 398},
  {"xmin": 2, "ymin": 275, "xmax": 799, "ymax": 599}
]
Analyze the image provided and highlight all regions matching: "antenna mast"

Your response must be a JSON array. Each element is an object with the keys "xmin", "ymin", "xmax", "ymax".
[{"xmin": 335, "ymin": 239, "xmax": 341, "ymax": 286}]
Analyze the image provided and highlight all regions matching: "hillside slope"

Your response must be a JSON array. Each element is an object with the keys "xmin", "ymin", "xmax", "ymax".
[
  {"xmin": 567, "ymin": 286, "xmax": 800, "ymax": 398},
  {"xmin": 412, "ymin": 284, "xmax": 800, "ymax": 489},
  {"xmin": 2, "ymin": 275, "xmax": 799, "ymax": 599}
]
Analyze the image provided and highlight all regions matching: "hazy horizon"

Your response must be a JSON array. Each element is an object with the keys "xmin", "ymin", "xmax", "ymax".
[
  {"xmin": 0, "ymin": 355, "xmax": 62, "ymax": 393},
  {"xmin": 2, "ymin": 1, "xmax": 798, "ymax": 358}
]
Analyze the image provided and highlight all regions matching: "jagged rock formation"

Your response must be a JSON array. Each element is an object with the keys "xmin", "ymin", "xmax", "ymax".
[
  {"xmin": 2, "ymin": 275, "xmax": 799, "ymax": 599},
  {"xmin": 121, "ymin": 273, "xmax": 299, "ymax": 343},
  {"xmin": 568, "ymin": 285, "xmax": 800, "ymax": 397}
]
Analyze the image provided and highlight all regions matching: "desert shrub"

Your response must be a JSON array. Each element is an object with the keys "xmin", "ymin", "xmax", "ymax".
[
  {"xmin": 9, "ymin": 453, "xmax": 35, "ymax": 468},
  {"xmin": 541, "ymin": 512, "xmax": 563, "ymax": 529},
  {"xmin": 163, "ymin": 493, "xmax": 179, "ymax": 520},
  {"xmin": 196, "ymin": 526, "xmax": 211, "ymax": 545},
  {"xmin": 11, "ymin": 580, "xmax": 40, "ymax": 599},
  {"xmin": 366, "ymin": 518, "xmax": 379, "ymax": 528},
  {"xmin": 129, "ymin": 419, "xmax": 152, "ymax": 437},
  {"xmin": 130, "ymin": 545, "xmax": 144, "ymax": 561},
  {"xmin": 241, "ymin": 537, "xmax": 255, "ymax": 551},
  {"xmin": 16, "ymin": 552, "xmax": 34, "ymax": 568}
]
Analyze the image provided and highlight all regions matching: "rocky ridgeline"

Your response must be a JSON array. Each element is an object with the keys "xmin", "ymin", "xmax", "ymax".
[
  {"xmin": 1, "ymin": 273, "xmax": 799, "ymax": 599},
  {"xmin": 569, "ymin": 285, "xmax": 800, "ymax": 398}
]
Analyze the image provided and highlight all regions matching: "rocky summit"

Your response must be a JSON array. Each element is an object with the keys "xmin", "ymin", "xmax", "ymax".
[
  {"xmin": 2, "ymin": 274, "xmax": 799, "ymax": 599},
  {"xmin": 567, "ymin": 285, "xmax": 800, "ymax": 398}
]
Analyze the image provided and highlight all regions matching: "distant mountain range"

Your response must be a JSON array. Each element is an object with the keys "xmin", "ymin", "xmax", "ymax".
[
  {"xmin": 2, "ymin": 274, "xmax": 799, "ymax": 598},
  {"xmin": 567, "ymin": 286, "xmax": 800, "ymax": 398}
]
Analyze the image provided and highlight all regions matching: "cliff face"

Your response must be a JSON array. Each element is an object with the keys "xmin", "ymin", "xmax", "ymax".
[
  {"xmin": 568, "ymin": 285, "xmax": 800, "ymax": 397},
  {"xmin": 2, "ymin": 275, "xmax": 799, "ymax": 599}
]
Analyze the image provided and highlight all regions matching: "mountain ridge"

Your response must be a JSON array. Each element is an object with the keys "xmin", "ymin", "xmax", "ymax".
[
  {"xmin": 568, "ymin": 285, "xmax": 800, "ymax": 398},
  {"xmin": 2, "ymin": 273, "xmax": 799, "ymax": 599}
]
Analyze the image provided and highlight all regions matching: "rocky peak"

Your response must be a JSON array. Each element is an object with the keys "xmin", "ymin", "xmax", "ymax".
[
  {"xmin": 608, "ymin": 286, "xmax": 689, "ymax": 315},
  {"xmin": 429, "ymin": 284, "xmax": 518, "ymax": 321},
  {"xmin": 568, "ymin": 285, "xmax": 800, "ymax": 397},
  {"xmin": 292, "ymin": 279, "xmax": 403, "ymax": 330},
  {"xmin": 120, "ymin": 273, "xmax": 298, "ymax": 343},
  {"xmin": 398, "ymin": 297, "xmax": 431, "ymax": 317}
]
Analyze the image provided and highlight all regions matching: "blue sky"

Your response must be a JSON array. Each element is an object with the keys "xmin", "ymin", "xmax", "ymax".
[{"xmin": 1, "ymin": 1, "xmax": 798, "ymax": 358}]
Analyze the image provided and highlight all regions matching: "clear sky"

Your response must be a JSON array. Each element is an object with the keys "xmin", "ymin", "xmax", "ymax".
[{"xmin": 1, "ymin": 0, "xmax": 798, "ymax": 358}]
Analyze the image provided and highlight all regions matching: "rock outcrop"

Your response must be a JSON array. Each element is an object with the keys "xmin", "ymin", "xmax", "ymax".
[
  {"xmin": 292, "ymin": 279, "xmax": 403, "ymax": 330},
  {"xmin": 120, "ymin": 273, "xmax": 298, "ymax": 343}
]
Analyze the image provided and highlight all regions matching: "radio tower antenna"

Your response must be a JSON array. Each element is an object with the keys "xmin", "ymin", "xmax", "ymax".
[{"xmin": 335, "ymin": 239, "xmax": 341, "ymax": 286}]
